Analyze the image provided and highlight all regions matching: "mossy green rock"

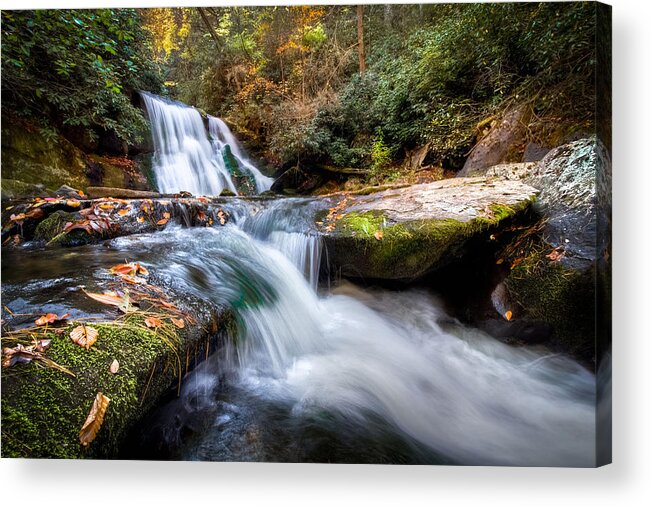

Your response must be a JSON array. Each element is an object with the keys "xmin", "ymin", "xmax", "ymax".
[
  {"xmin": 1, "ymin": 121, "xmax": 89, "ymax": 192},
  {"xmin": 321, "ymin": 177, "xmax": 538, "ymax": 281},
  {"xmin": 1, "ymin": 313, "xmax": 232, "ymax": 459}
]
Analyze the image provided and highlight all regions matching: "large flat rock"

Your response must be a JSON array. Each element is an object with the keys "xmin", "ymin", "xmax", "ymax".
[{"xmin": 319, "ymin": 177, "xmax": 539, "ymax": 281}]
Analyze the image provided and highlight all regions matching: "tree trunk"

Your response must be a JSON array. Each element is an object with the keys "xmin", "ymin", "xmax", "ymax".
[{"xmin": 357, "ymin": 5, "xmax": 366, "ymax": 77}]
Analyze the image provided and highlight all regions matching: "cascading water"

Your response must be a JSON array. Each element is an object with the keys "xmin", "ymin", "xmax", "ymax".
[
  {"xmin": 3, "ymin": 196, "xmax": 595, "ymax": 465},
  {"xmin": 106, "ymin": 199, "xmax": 595, "ymax": 466},
  {"xmin": 208, "ymin": 117, "xmax": 274, "ymax": 193},
  {"xmin": 141, "ymin": 92, "xmax": 273, "ymax": 196}
]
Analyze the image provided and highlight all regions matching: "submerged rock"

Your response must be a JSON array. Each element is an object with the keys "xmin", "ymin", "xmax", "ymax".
[{"xmin": 320, "ymin": 177, "xmax": 539, "ymax": 281}]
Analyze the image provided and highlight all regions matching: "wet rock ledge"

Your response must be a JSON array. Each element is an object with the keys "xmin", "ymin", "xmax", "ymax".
[{"xmin": 319, "ymin": 176, "xmax": 539, "ymax": 281}]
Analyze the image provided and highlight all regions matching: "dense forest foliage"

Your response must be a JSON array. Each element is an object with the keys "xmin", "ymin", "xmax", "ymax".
[{"xmin": 2, "ymin": 3, "xmax": 598, "ymax": 179}]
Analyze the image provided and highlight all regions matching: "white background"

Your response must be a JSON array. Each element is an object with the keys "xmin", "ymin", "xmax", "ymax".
[{"xmin": 1, "ymin": 0, "xmax": 649, "ymax": 505}]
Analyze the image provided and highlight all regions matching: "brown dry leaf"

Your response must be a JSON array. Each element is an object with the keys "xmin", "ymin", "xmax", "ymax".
[
  {"xmin": 374, "ymin": 230, "xmax": 384, "ymax": 241},
  {"xmin": 496, "ymin": 258, "xmax": 504, "ymax": 265},
  {"xmin": 84, "ymin": 290, "xmax": 124, "ymax": 307},
  {"xmin": 84, "ymin": 290, "xmax": 135, "ymax": 313},
  {"xmin": 546, "ymin": 247, "xmax": 565, "ymax": 262},
  {"xmin": 217, "ymin": 210, "xmax": 226, "ymax": 225},
  {"xmin": 79, "ymin": 392, "xmax": 111, "ymax": 447},
  {"xmin": 505, "ymin": 310, "xmax": 513, "ymax": 321},
  {"xmin": 35, "ymin": 312, "xmax": 71, "ymax": 326},
  {"xmin": 156, "ymin": 217, "xmax": 169, "ymax": 226},
  {"xmin": 109, "ymin": 262, "xmax": 148, "ymax": 277},
  {"xmin": 171, "ymin": 318, "xmax": 185, "ymax": 329},
  {"xmin": 70, "ymin": 325, "xmax": 99, "ymax": 349},
  {"xmin": 109, "ymin": 359, "xmax": 119, "ymax": 374},
  {"xmin": 144, "ymin": 316, "xmax": 163, "ymax": 328},
  {"xmin": 66, "ymin": 199, "xmax": 81, "ymax": 208}
]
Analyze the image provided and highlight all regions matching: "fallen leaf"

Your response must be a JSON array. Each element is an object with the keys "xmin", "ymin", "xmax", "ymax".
[
  {"xmin": 505, "ymin": 310, "xmax": 513, "ymax": 321},
  {"xmin": 374, "ymin": 230, "xmax": 384, "ymax": 241},
  {"xmin": 2, "ymin": 340, "xmax": 51, "ymax": 368},
  {"xmin": 171, "ymin": 318, "xmax": 185, "ymax": 329},
  {"xmin": 109, "ymin": 359, "xmax": 119, "ymax": 374},
  {"xmin": 496, "ymin": 258, "xmax": 504, "ymax": 265},
  {"xmin": 162, "ymin": 211, "xmax": 171, "ymax": 219},
  {"xmin": 70, "ymin": 325, "xmax": 99, "ymax": 349},
  {"xmin": 66, "ymin": 199, "xmax": 81, "ymax": 208},
  {"xmin": 84, "ymin": 290, "xmax": 135, "ymax": 313},
  {"xmin": 35, "ymin": 312, "xmax": 71, "ymax": 326},
  {"xmin": 79, "ymin": 392, "xmax": 111, "ymax": 446},
  {"xmin": 136, "ymin": 216, "xmax": 145, "ymax": 224},
  {"xmin": 546, "ymin": 247, "xmax": 565, "ymax": 262},
  {"xmin": 109, "ymin": 262, "xmax": 148, "ymax": 277},
  {"xmin": 117, "ymin": 209, "xmax": 129, "ymax": 216},
  {"xmin": 144, "ymin": 316, "xmax": 163, "ymax": 328},
  {"xmin": 217, "ymin": 210, "xmax": 226, "ymax": 225},
  {"xmin": 99, "ymin": 203, "xmax": 114, "ymax": 210},
  {"xmin": 156, "ymin": 217, "xmax": 168, "ymax": 226}
]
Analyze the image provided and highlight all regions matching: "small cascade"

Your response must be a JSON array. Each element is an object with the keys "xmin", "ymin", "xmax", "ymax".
[
  {"xmin": 208, "ymin": 116, "xmax": 274, "ymax": 193},
  {"xmin": 141, "ymin": 92, "xmax": 237, "ymax": 196}
]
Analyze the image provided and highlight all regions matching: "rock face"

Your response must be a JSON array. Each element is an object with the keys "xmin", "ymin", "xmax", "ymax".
[
  {"xmin": 320, "ymin": 177, "xmax": 539, "ymax": 281},
  {"xmin": 1, "ymin": 119, "xmax": 154, "ymax": 199},
  {"xmin": 457, "ymin": 106, "xmax": 530, "ymax": 177},
  {"xmin": 487, "ymin": 137, "xmax": 610, "ymax": 360}
]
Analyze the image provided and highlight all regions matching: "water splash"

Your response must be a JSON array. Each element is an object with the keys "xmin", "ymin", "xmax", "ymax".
[{"xmin": 143, "ymin": 221, "xmax": 595, "ymax": 466}]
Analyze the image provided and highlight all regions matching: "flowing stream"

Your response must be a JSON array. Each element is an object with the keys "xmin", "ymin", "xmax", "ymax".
[
  {"xmin": 1, "ymin": 197, "xmax": 596, "ymax": 465},
  {"xmin": 100, "ymin": 198, "xmax": 592, "ymax": 466},
  {"xmin": 2, "ymin": 95, "xmax": 596, "ymax": 465}
]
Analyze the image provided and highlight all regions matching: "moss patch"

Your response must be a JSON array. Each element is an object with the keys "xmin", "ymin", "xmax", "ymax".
[
  {"xmin": 505, "ymin": 247, "xmax": 596, "ymax": 360},
  {"xmin": 327, "ymin": 202, "xmax": 527, "ymax": 280},
  {"xmin": 1, "ymin": 311, "xmax": 231, "ymax": 459}
]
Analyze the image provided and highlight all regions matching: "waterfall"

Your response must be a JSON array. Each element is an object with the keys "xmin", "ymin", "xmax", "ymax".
[
  {"xmin": 208, "ymin": 117, "xmax": 274, "ymax": 193},
  {"xmin": 141, "ymin": 93, "xmax": 273, "ymax": 196}
]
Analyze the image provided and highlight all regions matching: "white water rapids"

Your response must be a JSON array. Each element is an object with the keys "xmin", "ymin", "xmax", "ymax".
[
  {"xmin": 140, "ymin": 92, "xmax": 272, "ymax": 196},
  {"xmin": 119, "ymin": 199, "xmax": 596, "ymax": 466}
]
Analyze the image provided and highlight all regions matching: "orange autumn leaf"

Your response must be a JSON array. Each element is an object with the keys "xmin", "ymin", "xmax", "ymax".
[
  {"xmin": 70, "ymin": 325, "xmax": 99, "ymax": 349},
  {"xmin": 66, "ymin": 199, "xmax": 81, "ymax": 208},
  {"xmin": 156, "ymin": 217, "xmax": 168, "ymax": 226},
  {"xmin": 109, "ymin": 262, "xmax": 149, "ymax": 277},
  {"xmin": 136, "ymin": 215, "xmax": 145, "ymax": 223},
  {"xmin": 171, "ymin": 318, "xmax": 185, "ymax": 329},
  {"xmin": 79, "ymin": 392, "xmax": 111, "ymax": 447},
  {"xmin": 546, "ymin": 247, "xmax": 565, "ymax": 262},
  {"xmin": 144, "ymin": 316, "xmax": 163, "ymax": 328},
  {"xmin": 118, "ymin": 209, "xmax": 129, "ymax": 216},
  {"xmin": 35, "ymin": 312, "xmax": 71, "ymax": 326},
  {"xmin": 374, "ymin": 230, "xmax": 384, "ymax": 241},
  {"xmin": 84, "ymin": 290, "xmax": 135, "ymax": 313},
  {"xmin": 505, "ymin": 310, "xmax": 513, "ymax": 321},
  {"xmin": 162, "ymin": 212, "xmax": 171, "ymax": 219}
]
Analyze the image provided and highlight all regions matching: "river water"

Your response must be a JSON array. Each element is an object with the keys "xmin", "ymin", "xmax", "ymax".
[{"xmin": 2, "ymin": 196, "xmax": 595, "ymax": 466}]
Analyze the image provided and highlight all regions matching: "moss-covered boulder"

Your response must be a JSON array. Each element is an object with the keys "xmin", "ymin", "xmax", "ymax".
[
  {"xmin": 490, "ymin": 137, "xmax": 611, "ymax": 361},
  {"xmin": 319, "ymin": 177, "xmax": 539, "ymax": 281}
]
